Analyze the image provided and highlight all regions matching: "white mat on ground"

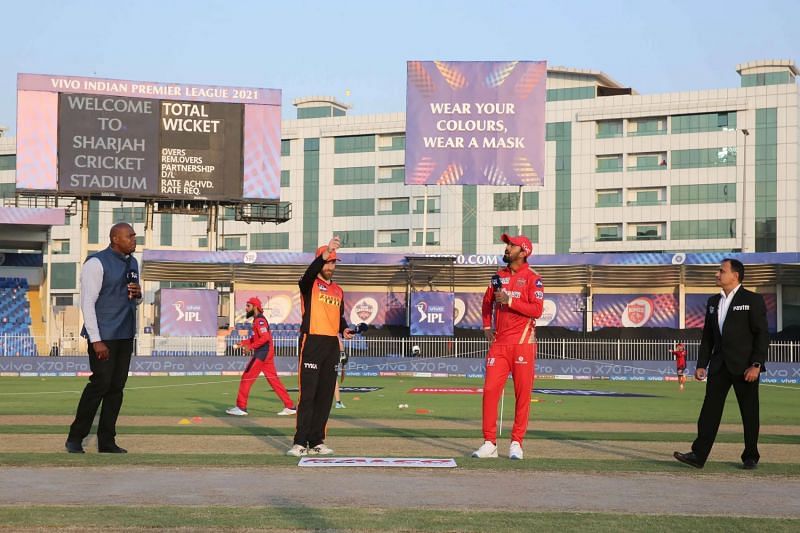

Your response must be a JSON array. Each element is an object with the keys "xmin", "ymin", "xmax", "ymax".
[{"xmin": 298, "ymin": 457, "xmax": 457, "ymax": 468}]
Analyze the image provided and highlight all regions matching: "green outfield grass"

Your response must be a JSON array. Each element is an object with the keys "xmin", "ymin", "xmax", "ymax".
[
  {"xmin": 0, "ymin": 375, "xmax": 798, "ymax": 425},
  {"xmin": 0, "ymin": 506, "xmax": 797, "ymax": 532}
]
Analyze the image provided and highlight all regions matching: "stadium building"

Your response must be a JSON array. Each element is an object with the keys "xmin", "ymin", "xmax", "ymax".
[{"xmin": 1, "ymin": 59, "xmax": 799, "ymax": 354}]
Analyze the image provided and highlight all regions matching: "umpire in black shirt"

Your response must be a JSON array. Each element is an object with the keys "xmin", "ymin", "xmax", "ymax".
[{"xmin": 674, "ymin": 258, "xmax": 769, "ymax": 470}]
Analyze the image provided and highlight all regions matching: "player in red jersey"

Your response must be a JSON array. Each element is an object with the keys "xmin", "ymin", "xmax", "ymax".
[
  {"xmin": 473, "ymin": 234, "xmax": 544, "ymax": 460},
  {"xmin": 671, "ymin": 342, "xmax": 688, "ymax": 391},
  {"xmin": 225, "ymin": 297, "xmax": 296, "ymax": 416}
]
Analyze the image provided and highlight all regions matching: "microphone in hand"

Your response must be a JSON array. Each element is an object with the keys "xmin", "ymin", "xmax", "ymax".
[
  {"xmin": 126, "ymin": 269, "xmax": 140, "ymax": 300},
  {"xmin": 491, "ymin": 274, "xmax": 502, "ymax": 291}
]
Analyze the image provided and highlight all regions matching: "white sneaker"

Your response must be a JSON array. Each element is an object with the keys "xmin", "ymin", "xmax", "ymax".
[
  {"xmin": 225, "ymin": 406, "xmax": 248, "ymax": 416},
  {"xmin": 308, "ymin": 443, "xmax": 335, "ymax": 455},
  {"xmin": 335, "ymin": 401, "xmax": 345, "ymax": 409},
  {"xmin": 471, "ymin": 441, "xmax": 498, "ymax": 458},
  {"xmin": 277, "ymin": 407, "xmax": 297, "ymax": 416},
  {"xmin": 286, "ymin": 444, "xmax": 307, "ymax": 457},
  {"xmin": 509, "ymin": 441, "xmax": 524, "ymax": 460}
]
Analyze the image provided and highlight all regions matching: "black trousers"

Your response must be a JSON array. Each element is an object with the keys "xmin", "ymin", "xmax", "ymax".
[
  {"xmin": 67, "ymin": 338, "xmax": 133, "ymax": 448},
  {"xmin": 293, "ymin": 334, "xmax": 338, "ymax": 447},
  {"xmin": 692, "ymin": 364, "xmax": 760, "ymax": 464}
]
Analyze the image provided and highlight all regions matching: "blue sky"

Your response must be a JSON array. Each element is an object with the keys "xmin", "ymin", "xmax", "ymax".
[{"xmin": 1, "ymin": 0, "xmax": 798, "ymax": 132}]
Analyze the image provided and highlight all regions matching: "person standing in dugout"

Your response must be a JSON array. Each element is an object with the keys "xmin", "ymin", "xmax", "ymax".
[
  {"xmin": 225, "ymin": 297, "xmax": 296, "ymax": 417},
  {"xmin": 287, "ymin": 236, "xmax": 355, "ymax": 457},
  {"xmin": 473, "ymin": 233, "xmax": 544, "ymax": 460}
]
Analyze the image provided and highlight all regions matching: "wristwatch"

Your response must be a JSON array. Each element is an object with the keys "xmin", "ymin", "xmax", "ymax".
[{"xmin": 751, "ymin": 362, "xmax": 762, "ymax": 368}]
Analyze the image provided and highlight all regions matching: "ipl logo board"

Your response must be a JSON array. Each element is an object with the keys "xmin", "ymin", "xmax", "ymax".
[
  {"xmin": 416, "ymin": 301, "xmax": 446, "ymax": 324},
  {"xmin": 173, "ymin": 300, "xmax": 202, "ymax": 322}
]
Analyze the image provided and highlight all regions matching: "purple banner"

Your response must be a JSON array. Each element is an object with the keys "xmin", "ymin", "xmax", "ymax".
[
  {"xmin": 454, "ymin": 292, "xmax": 483, "ymax": 328},
  {"xmin": 685, "ymin": 292, "xmax": 777, "ymax": 332},
  {"xmin": 593, "ymin": 293, "xmax": 678, "ymax": 329},
  {"xmin": 410, "ymin": 292, "xmax": 455, "ymax": 336},
  {"xmin": 405, "ymin": 61, "xmax": 546, "ymax": 186},
  {"xmin": 158, "ymin": 289, "xmax": 218, "ymax": 337},
  {"xmin": 0, "ymin": 207, "xmax": 65, "ymax": 226},
  {"xmin": 537, "ymin": 293, "xmax": 584, "ymax": 330},
  {"xmin": 345, "ymin": 291, "xmax": 407, "ymax": 327},
  {"xmin": 235, "ymin": 289, "xmax": 302, "ymax": 325}
]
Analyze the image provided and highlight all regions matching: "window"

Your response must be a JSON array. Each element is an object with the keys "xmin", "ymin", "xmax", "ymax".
[
  {"xmin": 492, "ymin": 192, "xmax": 540, "ymax": 211},
  {"xmin": 493, "ymin": 225, "xmax": 540, "ymax": 243},
  {"xmin": 627, "ymin": 187, "xmax": 665, "ymax": 206},
  {"xmin": 112, "ymin": 207, "xmax": 145, "ymax": 223},
  {"xmin": 413, "ymin": 196, "xmax": 441, "ymax": 214},
  {"xmin": 0, "ymin": 155, "xmax": 16, "ymax": 171},
  {"xmin": 51, "ymin": 262, "xmax": 77, "ymax": 290},
  {"xmin": 671, "ymin": 183, "xmax": 736, "ymax": 205},
  {"xmin": 220, "ymin": 234, "xmax": 246, "ymax": 250},
  {"xmin": 671, "ymin": 147, "xmax": 736, "ymax": 169},
  {"xmin": 596, "ymin": 155, "xmax": 622, "ymax": 173},
  {"xmin": 337, "ymin": 230, "xmax": 374, "ymax": 248},
  {"xmin": 280, "ymin": 170, "xmax": 290, "ymax": 187},
  {"xmin": 250, "ymin": 232, "xmax": 289, "ymax": 250},
  {"xmin": 596, "ymin": 189, "xmax": 622, "ymax": 208},
  {"xmin": 377, "ymin": 229, "xmax": 409, "ymax": 247},
  {"xmin": 521, "ymin": 225, "xmax": 539, "ymax": 243},
  {"xmin": 546, "ymin": 122, "xmax": 569, "ymax": 141},
  {"xmin": 160, "ymin": 213, "xmax": 172, "ymax": 246},
  {"xmin": 194, "ymin": 235, "xmax": 208, "ymax": 248},
  {"xmin": 281, "ymin": 139, "xmax": 291, "ymax": 156},
  {"xmin": 0, "ymin": 182, "xmax": 14, "ymax": 197},
  {"xmin": 596, "ymin": 120, "xmax": 622, "ymax": 139},
  {"xmin": 52, "ymin": 239, "xmax": 71, "ymax": 254},
  {"xmin": 671, "ymin": 219, "xmax": 736, "ymax": 240},
  {"xmin": 672, "ymin": 112, "xmax": 737, "ymax": 134},
  {"xmin": 413, "ymin": 229, "xmax": 440, "ymax": 246},
  {"xmin": 596, "ymin": 224, "xmax": 622, "ymax": 241},
  {"xmin": 628, "ymin": 223, "xmax": 665, "ymax": 241},
  {"xmin": 334, "ymin": 135, "xmax": 375, "ymax": 154},
  {"xmin": 378, "ymin": 134, "xmax": 406, "ymax": 151},
  {"xmin": 333, "ymin": 166, "xmax": 375, "ymax": 185},
  {"xmin": 377, "ymin": 197, "xmax": 410, "ymax": 215},
  {"xmin": 546, "ymin": 86, "xmax": 595, "ymax": 102},
  {"xmin": 628, "ymin": 117, "xmax": 667, "ymax": 136},
  {"xmin": 297, "ymin": 106, "xmax": 334, "ymax": 119},
  {"xmin": 334, "ymin": 198, "xmax": 374, "ymax": 217},
  {"xmin": 379, "ymin": 167, "xmax": 405, "ymax": 183},
  {"xmin": 741, "ymin": 72, "xmax": 793, "ymax": 87},
  {"xmin": 628, "ymin": 153, "xmax": 667, "ymax": 171}
]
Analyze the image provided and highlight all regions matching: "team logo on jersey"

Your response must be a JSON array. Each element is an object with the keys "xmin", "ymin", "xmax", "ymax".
[
  {"xmin": 515, "ymin": 356, "xmax": 528, "ymax": 365},
  {"xmin": 535, "ymin": 279, "xmax": 543, "ymax": 288},
  {"xmin": 317, "ymin": 283, "xmax": 329, "ymax": 292},
  {"xmin": 534, "ymin": 291, "xmax": 544, "ymax": 299},
  {"xmin": 708, "ymin": 305, "xmax": 715, "ymax": 314},
  {"xmin": 516, "ymin": 279, "xmax": 526, "ymax": 287}
]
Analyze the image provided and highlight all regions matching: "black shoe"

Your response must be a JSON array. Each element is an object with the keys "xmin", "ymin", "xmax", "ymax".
[
  {"xmin": 673, "ymin": 451, "xmax": 704, "ymax": 469},
  {"xmin": 743, "ymin": 459, "xmax": 758, "ymax": 470},
  {"xmin": 65, "ymin": 440, "xmax": 85, "ymax": 454},
  {"xmin": 98, "ymin": 444, "xmax": 128, "ymax": 454}
]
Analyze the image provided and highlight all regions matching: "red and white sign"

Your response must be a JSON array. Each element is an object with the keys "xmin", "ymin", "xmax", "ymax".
[{"xmin": 298, "ymin": 457, "xmax": 457, "ymax": 468}]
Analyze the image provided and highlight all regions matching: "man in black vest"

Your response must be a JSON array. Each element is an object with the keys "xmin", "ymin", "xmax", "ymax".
[
  {"xmin": 674, "ymin": 258, "xmax": 769, "ymax": 470},
  {"xmin": 66, "ymin": 223, "xmax": 141, "ymax": 453}
]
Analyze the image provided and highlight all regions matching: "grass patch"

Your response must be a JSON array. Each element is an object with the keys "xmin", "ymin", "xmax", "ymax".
[
  {"xmin": 1, "ymin": 453, "xmax": 799, "ymax": 475},
  {"xmin": 1, "ymin": 424, "xmax": 799, "ymax": 444},
  {"xmin": 0, "ymin": 505, "xmax": 798, "ymax": 531}
]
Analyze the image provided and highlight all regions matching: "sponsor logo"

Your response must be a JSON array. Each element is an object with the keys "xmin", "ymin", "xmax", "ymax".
[
  {"xmin": 671, "ymin": 253, "xmax": 686, "ymax": 265},
  {"xmin": 515, "ymin": 356, "xmax": 528, "ymax": 365},
  {"xmin": 534, "ymin": 389, "xmax": 658, "ymax": 397},
  {"xmin": 298, "ymin": 457, "xmax": 457, "ymax": 468},
  {"xmin": 535, "ymin": 278, "xmax": 543, "ymax": 288},
  {"xmin": 621, "ymin": 297, "xmax": 654, "ymax": 328},
  {"xmin": 318, "ymin": 293, "xmax": 341, "ymax": 306},
  {"xmin": 732, "ymin": 305, "xmax": 750, "ymax": 311},
  {"xmin": 408, "ymin": 387, "xmax": 483, "ymax": 394},
  {"xmin": 243, "ymin": 251, "xmax": 257, "ymax": 264},
  {"xmin": 536, "ymin": 299, "xmax": 557, "ymax": 326},
  {"xmin": 350, "ymin": 297, "xmax": 379, "ymax": 325},
  {"xmin": 173, "ymin": 300, "xmax": 202, "ymax": 322},
  {"xmin": 416, "ymin": 301, "xmax": 446, "ymax": 324},
  {"xmin": 534, "ymin": 290, "xmax": 544, "ymax": 299},
  {"xmin": 317, "ymin": 283, "xmax": 328, "ymax": 292},
  {"xmin": 303, "ymin": 362, "xmax": 318, "ymax": 370}
]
